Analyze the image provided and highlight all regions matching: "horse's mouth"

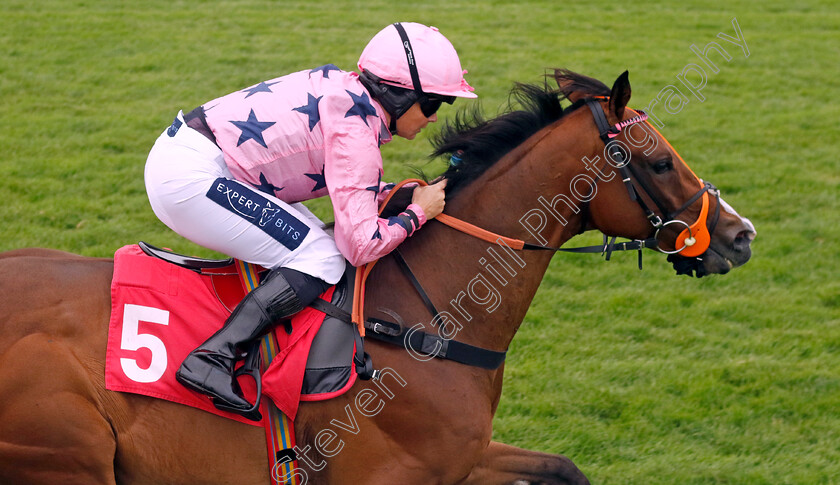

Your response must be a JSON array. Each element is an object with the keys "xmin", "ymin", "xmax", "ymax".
[
  {"xmin": 667, "ymin": 244, "xmax": 750, "ymax": 278},
  {"xmin": 725, "ymin": 257, "xmax": 736, "ymax": 270},
  {"xmin": 717, "ymin": 252, "xmax": 737, "ymax": 271}
]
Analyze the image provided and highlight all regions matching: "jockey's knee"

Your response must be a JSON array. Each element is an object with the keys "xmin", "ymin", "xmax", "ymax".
[
  {"xmin": 316, "ymin": 252, "xmax": 347, "ymax": 285},
  {"xmin": 281, "ymin": 248, "xmax": 346, "ymax": 287},
  {"xmin": 276, "ymin": 267, "xmax": 333, "ymax": 304}
]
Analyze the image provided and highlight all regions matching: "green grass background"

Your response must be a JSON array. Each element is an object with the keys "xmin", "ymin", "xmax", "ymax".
[{"xmin": 2, "ymin": 1, "xmax": 838, "ymax": 483}]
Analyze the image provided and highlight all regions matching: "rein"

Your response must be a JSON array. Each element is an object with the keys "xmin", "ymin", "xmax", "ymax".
[
  {"xmin": 430, "ymin": 99, "xmax": 722, "ymax": 261},
  {"xmin": 353, "ymin": 99, "xmax": 724, "ymax": 371}
]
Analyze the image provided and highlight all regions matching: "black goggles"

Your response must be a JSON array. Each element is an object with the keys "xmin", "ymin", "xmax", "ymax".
[{"xmin": 418, "ymin": 94, "xmax": 455, "ymax": 118}]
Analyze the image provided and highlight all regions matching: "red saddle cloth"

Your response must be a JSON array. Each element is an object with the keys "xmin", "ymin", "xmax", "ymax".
[{"xmin": 104, "ymin": 244, "xmax": 339, "ymax": 424}]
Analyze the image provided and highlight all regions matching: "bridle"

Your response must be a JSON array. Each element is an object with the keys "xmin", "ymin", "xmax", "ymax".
[
  {"xmin": 426, "ymin": 98, "xmax": 723, "ymax": 264},
  {"xmin": 350, "ymin": 97, "xmax": 726, "ymax": 370},
  {"xmin": 584, "ymin": 98, "xmax": 721, "ymax": 258}
]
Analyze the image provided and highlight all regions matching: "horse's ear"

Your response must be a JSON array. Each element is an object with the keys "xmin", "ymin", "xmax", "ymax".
[{"xmin": 609, "ymin": 71, "xmax": 632, "ymax": 119}]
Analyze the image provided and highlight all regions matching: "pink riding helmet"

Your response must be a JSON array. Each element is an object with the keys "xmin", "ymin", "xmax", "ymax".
[{"xmin": 358, "ymin": 22, "xmax": 477, "ymax": 99}]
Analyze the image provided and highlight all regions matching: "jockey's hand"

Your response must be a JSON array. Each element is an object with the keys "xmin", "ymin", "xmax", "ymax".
[{"xmin": 412, "ymin": 179, "xmax": 447, "ymax": 220}]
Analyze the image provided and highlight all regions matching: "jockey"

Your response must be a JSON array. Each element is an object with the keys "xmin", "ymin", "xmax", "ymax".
[{"xmin": 143, "ymin": 22, "xmax": 476, "ymax": 417}]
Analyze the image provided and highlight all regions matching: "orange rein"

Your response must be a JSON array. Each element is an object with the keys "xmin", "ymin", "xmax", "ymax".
[
  {"xmin": 349, "ymin": 116, "xmax": 715, "ymax": 330},
  {"xmin": 351, "ymin": 179, "xmax": 529, "ymax": 333}
]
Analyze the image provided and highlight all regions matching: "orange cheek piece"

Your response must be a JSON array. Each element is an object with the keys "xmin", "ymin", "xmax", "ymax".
[{"xmin": 674, "ymin": 190, "xmax": 711, "ymax": 257}]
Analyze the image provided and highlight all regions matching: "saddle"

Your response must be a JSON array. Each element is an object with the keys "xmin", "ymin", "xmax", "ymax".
[
  {"xmin": 138, "ymin": 240, "xmax": 365, "ymax": 392},
  {"xmin": 137, "ymin": 240, "xmax": 370, "ymax": 386},
  {"xmin": 110, "ymin": 183, "xmax": 506, "ymax": 423},
  {"xmin": 138, "ymin": 229, "xmax": 507, "ymax": 381}
]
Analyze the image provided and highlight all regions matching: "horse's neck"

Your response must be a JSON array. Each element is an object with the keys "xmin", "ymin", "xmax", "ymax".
[{"xmin": 425, "ymin": 116, "xmax": 600, "ymax": 352}]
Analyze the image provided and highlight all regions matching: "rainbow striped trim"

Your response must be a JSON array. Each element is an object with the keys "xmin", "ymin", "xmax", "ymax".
[{"xmin": 236, "ymin": 260, "xmax": 299, "ymax": 485}]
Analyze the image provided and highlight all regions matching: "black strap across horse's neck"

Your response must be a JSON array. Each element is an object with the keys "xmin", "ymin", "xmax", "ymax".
[
  {"xmin": 392, "ymin": 248, "xmax": 440, "ymax": 317},
  {"xmin": 307, "ymin": 276, "xmax": 507, "ymax": 371},
  {"xmin": 367, "ymin": 316, "xmax": 507, "ymax": 370}
]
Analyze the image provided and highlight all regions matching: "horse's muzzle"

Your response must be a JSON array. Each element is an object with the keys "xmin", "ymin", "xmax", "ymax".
[{"xmin": 669, "ymin": 222, "xmax": 755, "ymax": 278}]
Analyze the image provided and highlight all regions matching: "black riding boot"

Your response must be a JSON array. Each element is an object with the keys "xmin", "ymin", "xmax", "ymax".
[{"xmin": 176, "ymin": 268, "xmax": 328, "ymax": 417}]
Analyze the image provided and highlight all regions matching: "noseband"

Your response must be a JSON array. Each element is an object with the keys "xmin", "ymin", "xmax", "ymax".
[{"xmin": 585, "ymin": 99, "xmax": 720, "ymax": 257}]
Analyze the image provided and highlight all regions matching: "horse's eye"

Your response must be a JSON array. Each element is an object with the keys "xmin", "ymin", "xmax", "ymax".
[{"xmin": 652, "ymin": 159, "xmax": 673, "ymax": 174}]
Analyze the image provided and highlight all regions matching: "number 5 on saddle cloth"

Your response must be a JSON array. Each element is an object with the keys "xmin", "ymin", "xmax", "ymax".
[{"xmin": 105, "ymin": 242, "xmax": 362, "ymax": 424}]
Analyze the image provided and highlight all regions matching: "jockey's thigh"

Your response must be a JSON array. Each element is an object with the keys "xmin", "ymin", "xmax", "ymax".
[{"xmin": 144, "ymin": 112, "xmax": 345, "ymax": 285}]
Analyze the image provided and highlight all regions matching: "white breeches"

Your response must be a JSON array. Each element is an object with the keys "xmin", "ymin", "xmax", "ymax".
[{"xmin": 144, "ymin": 112, "xmax": 345, "ymax": 284}]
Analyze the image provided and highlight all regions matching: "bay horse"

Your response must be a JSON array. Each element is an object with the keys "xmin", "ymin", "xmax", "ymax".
[{"xmin": 0, "ymin": 69, "xmax": 754, "ymax": 485}]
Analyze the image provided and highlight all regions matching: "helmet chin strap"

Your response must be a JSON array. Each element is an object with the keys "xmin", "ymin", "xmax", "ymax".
[
  {"xmin": 358, "ymin": 71, "xmax": 417, "ymax": 135},
  {"xmin": 388, "ymin": 108, "xmax": 398, "ymax": 135}
]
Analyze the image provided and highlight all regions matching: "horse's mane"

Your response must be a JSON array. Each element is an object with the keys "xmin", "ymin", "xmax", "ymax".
[{"xmin": 432, "ymin": 69, "xmax": 611, "ymax": 195}]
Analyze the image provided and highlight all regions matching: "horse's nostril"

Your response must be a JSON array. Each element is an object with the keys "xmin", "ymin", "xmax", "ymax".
[{"xmin": 733, "ymin": 230, "xmax": 754, "ymax": 251}]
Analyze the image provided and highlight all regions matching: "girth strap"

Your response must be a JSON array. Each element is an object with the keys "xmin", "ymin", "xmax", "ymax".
[
  {"xmin": 364, "ymin": 318, "xmax": 507, "ymax": 370},
  {"xmin": 308, "ymin": 297, "xmax": 350, "ymax": 321},
  {"xmin": 309, "ymin": 297, "xmax": 505, "ymax": 369}
]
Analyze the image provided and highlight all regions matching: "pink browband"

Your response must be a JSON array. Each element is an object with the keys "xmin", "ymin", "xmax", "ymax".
[{"xmin": 607, "ymin": 111, "xmax": 648, "ymax": 138}]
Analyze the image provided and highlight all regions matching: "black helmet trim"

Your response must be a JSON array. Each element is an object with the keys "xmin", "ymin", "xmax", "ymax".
[{"xmin": 359, "ymin": 70, "xmax": 419, "ymax": 134}]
